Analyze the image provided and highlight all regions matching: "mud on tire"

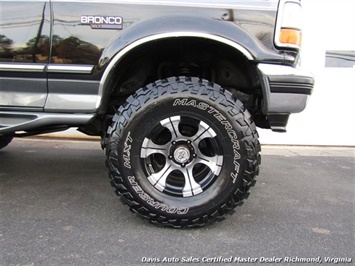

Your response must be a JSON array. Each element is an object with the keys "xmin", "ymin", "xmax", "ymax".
[{"xmin": 104, "ymin": 77, "xmax": 261, "ymax": 228}]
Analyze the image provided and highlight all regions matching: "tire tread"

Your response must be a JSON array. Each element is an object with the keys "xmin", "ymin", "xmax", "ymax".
[{"xmin": 104, "ymin": 76, "xmax": 261, "ymax": 228}]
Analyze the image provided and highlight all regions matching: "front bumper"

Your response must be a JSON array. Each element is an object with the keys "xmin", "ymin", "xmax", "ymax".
[{"xmin": 257, "ymin": 63, "xmax": 314, "ymax": 131}]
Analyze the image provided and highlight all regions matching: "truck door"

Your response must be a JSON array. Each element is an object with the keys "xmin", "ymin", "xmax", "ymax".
[{"xmin": 0, "ymin": 1, "xmax": 50, "ymax": 109}]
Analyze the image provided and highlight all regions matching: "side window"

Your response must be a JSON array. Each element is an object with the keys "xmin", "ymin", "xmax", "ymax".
[{"xmin": 0, "ymin": 1, "xmax": 50, "ymax": 63}]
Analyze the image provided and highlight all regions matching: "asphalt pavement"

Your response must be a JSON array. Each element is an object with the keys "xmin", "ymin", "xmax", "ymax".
[{"xmin": 0, "ymin": 138, "xmax": 354, "ymax": 265}]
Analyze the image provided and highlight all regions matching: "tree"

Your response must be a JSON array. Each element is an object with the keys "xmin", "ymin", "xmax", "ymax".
[{"xmin": 0, "ymin": 35, "xmax": 14, "ymax": 58}]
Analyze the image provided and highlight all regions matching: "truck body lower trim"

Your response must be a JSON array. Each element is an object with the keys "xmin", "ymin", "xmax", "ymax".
[
  {"xmin": 258, "ymin": 63, "xmax": 314, "ymax": 116},
  {"xmin": 0, "ymin": 112, "xmax": 94, "ymax": 134}
]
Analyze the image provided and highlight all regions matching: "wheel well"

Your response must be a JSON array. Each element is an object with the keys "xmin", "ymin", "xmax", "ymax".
[
  {"xmin": 103, "ymin": 38, "xmax": 262, "ymax": 111},
  {"xmin": 83, "ymin": 38, "xmax": 267, "ymax": 136}
]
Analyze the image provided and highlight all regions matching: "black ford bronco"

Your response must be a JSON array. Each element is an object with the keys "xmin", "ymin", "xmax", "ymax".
[{"xmin": 0, "ymin": 0, "xmax": 314, "ymax": 227}]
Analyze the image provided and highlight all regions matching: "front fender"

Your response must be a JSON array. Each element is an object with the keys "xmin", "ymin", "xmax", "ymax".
[
  {"xmin": 98, "ymin": 15, "xmax": 282, "ymax": 68},
  {"xmin": 96, "ymin": 15, "xmax": 283, "ymax": 110}
]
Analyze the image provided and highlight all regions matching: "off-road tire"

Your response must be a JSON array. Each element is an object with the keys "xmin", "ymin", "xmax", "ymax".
[
  {"xmin": 0, "ymin": 135, "xmax": 13, "ymax": 150},
  {"xmin": 104, "ymin": 77, "xmax": 261, "ymax": 228}
]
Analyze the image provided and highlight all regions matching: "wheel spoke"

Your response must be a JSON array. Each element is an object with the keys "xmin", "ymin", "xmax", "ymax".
[
  {"xmin": 147, "ymin": 162, "xmax": 178, "ymax": 192},
  {"xmin": 192, "ymin": 121, "xmax": 217, "ymax": 144},
  {"xmin": 195, "ymin": 151, "xmax": 223, "ymax": 176},
  {"xmin": 140, "ymin": 138, "xmax": 169, "ymax": 158},
  {"xmin": 181, "ymin": 166, "xmax": 203, "ymax": 197},
  {"xmin": 160, "ymin": 116, "xmax": 183, "ymax": 139}
]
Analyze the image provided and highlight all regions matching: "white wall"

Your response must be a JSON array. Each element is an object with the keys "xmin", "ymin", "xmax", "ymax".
[{"xmin": 259, "ymin": 0, "xmax": 355, "ymax": 146}]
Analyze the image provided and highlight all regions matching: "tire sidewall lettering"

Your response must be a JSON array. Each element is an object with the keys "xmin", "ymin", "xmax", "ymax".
[
  {"xmin": 173, "ymin": 98, "xmax": 241, "ymax": 183},
  {"xmin": 123, "ymin": 131, "xmax": 133, "ymax": 169},
  {"xmin": 127, "ymin": 176, "xmax": 189, "ymax": 215}
]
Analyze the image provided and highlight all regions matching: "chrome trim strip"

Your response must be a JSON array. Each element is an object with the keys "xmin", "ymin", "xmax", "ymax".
[
  {"xmin": 47, "ymin": 64, "xmax": 94, "ymax": 74},
  {"xmin": 97, "ymin": 31, "xmax": 254, "ymax": 108},
  {"xmin": 0, "ymin": 63, "xmax": 46, "ymax": 72}
]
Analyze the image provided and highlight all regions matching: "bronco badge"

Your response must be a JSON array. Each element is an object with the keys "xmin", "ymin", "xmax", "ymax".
[{"xmin": 80, "ymin": 15, "xmax": 123, "ymax": 30}]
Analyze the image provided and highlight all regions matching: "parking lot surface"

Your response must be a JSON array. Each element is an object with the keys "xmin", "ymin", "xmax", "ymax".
[{"xmin": 0, "ymin": 138, "xmax": 354, "ymax": 265}]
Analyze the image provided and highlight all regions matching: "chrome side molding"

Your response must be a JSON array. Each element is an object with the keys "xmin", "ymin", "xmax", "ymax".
[
  {"xmin": 0, "ymin": 63, "xmax": 46, "ymax": 72},
  {"xmin": 0, "ymin": 63, "xmax": 94, "ymax": 74},
  {"xmin": 47, "ymin": 64, "xmax": 94, "ymax": 74}
]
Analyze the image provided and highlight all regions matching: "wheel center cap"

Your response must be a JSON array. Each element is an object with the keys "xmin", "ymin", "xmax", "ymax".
[{"xmin": 174, "ymin": 147, "xmax": 190, "ymax": 164}]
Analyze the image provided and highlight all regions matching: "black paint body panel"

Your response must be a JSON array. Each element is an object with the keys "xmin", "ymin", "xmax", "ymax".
[{"xmin": 1, "ymin": 1, "xmax": 283, "ymax": 74}]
